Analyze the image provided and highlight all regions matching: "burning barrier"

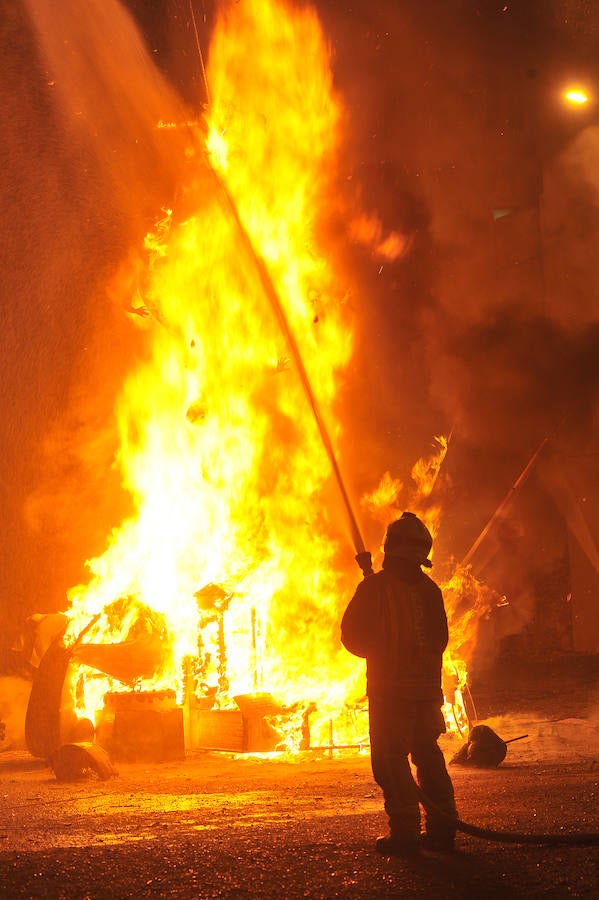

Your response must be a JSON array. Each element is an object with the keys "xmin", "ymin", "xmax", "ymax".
[{"xmin": 22, "ymin": 0, "xmax": 499, "ymax": 761}]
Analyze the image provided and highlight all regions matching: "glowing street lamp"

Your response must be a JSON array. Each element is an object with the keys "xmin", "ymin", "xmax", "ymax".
[{"xmin": 563, "ymin": 86, "xmax": 590, "ymax": 106}]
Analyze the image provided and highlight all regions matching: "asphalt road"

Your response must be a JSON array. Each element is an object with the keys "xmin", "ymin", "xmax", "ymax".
[{"xmin": 1, "ymin": 713, "xmax": 598, "ymax": 899}]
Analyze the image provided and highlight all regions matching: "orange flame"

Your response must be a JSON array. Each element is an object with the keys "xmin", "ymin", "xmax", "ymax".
[
  {"xmin": 360, "ymin": 437, "xmax": 479, "ymax": 734},
  {"xmin": 57, "ymin": 0, "xmax": 492, "ymax": 751},
  {"xmin": 62, "ymin": 0, "xmax": 362, "ymax": 750}
]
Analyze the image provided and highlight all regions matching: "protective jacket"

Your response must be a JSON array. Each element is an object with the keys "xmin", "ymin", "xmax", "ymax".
[{"xmin": 341, "ymin": 559, "xmax": 448, "ymax": 703}]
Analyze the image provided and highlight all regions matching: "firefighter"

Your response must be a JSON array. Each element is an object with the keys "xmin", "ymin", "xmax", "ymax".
[{"xmin": 341, "ymin": 512, "xmax": 457, "ymax": 857}]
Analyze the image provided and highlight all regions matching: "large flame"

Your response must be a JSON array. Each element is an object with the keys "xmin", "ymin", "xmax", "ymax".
[
  {"xmin": 55, "ymin": 0, "xmax": 497, "ymax": 751},
  {"xmin": 63, "ymin": 0, "xmax": 362, "ymax": 748}
]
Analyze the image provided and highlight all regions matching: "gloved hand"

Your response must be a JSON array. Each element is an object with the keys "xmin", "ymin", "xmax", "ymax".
[{"xmin": 355, "ymin": 551, "xmax": 373, "ymax": 577}]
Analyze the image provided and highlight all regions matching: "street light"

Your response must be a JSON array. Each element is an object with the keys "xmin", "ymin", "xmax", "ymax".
[{"xmin": 563, "ymin": 86, "xmax": 590, "ymax": 106}]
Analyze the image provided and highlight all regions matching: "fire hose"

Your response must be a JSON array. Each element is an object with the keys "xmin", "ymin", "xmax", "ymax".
[{"xmin": 414, "ymin": 783, "xmax": 599, "ymax": 846}]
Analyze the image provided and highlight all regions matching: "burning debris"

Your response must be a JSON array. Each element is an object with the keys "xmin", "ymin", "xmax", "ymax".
[
  {"xmin": 194, "ymin": 583, "xmax": 233, "ymax": 699},
  {"xmin": 14, "ymin": 0, "xmax": 510, "ymax": 770},
  {"xmin": 96, "ymin": 690, "xmax": 184, "ymax": 763},
  {"xmin": 22, "ymin": 598, "xmax": 319, "ymax": 763},
  {"xmin": 72, "ymin": 597, "xmax": 171, "ymax": 685}
]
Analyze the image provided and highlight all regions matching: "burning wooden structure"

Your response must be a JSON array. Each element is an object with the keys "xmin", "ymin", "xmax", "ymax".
[{"xmin": 20, "ymin": 0, "xmax": 507, "ymax": 768}]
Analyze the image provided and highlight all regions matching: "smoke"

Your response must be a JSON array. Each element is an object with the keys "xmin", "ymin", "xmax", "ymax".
[{"xmin": 315, "ymin": 0, "xmax": 599, "ymax": 662}]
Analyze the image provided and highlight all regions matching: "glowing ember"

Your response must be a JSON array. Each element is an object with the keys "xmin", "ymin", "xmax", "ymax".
[{"xmin": 348, "ymin": 214, "xmax": 410, "ymax": 262}]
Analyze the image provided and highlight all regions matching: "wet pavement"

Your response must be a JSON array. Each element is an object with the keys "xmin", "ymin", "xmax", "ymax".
[{"xmin": 1, "ymin": 713, "xmax": 598, "ymax": 898}]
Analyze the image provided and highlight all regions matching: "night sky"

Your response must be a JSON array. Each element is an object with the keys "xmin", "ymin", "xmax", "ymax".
[{"xmin": 2, "ymin": 0, "xmax": 599, "ymax": 661}]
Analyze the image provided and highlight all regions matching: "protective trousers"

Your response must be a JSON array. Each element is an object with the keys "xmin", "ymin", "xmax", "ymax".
[{"xmin": 369, "ymin": 695, "xmax": 457, "ymax": 843}]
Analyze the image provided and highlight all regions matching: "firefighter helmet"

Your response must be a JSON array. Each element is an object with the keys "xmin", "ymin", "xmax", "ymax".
[{"xmin": 383, "ymin": 512, "xmax": 433, "ymax": 567}]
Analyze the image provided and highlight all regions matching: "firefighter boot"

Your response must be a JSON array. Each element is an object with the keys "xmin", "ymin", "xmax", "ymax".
[{"xmin": 375, "ymin": 836, "xmax": 421, "ymax": 858}]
